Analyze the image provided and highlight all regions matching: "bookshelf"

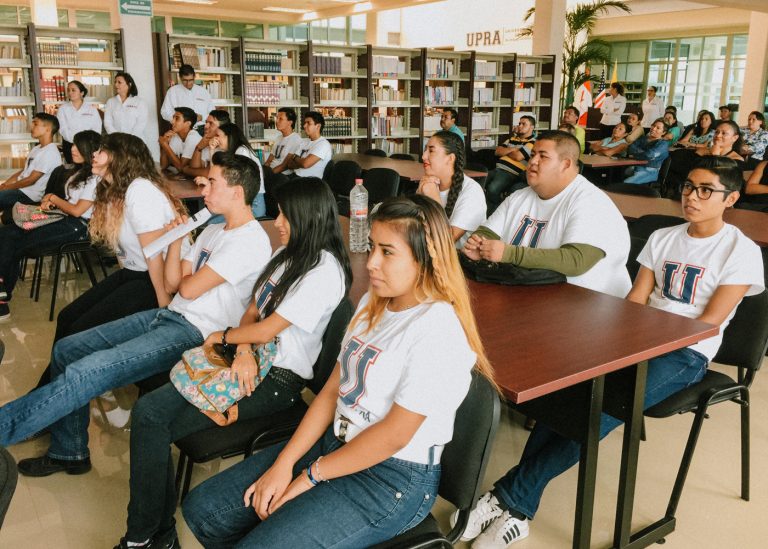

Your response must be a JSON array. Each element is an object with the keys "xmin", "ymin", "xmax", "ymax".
[
  {"xmin": 624, "ymin": 81, "xmax": 644, "ymax": 110},
  {"xmin": 0, "ymin": 25, "xmax": 36, "ymax": 173},
  {"xmin": 423, "ymin": 49, "xmax": 471, "ymax": 147},
  {"xmin": 468, "ymin": 52, "xmax": 515, "ymax": 150},
  {"xmin": 512, "ymin": 55, "xmax": 555, "ymax": 133}
]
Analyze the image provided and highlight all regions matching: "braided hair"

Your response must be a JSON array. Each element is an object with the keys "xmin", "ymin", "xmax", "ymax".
[{"xmin": 431, "ymin": 130, "xmax": 465, "ymax": 218}]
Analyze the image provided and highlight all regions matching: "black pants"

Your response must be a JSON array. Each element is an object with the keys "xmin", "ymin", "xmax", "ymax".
[{"xmin": 34, "ymin": 268, "xmax": 159, "ymax": 389}]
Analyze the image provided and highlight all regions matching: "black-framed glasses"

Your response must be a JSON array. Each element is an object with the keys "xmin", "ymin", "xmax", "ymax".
[{"xmin": 680, "ymin": 182, "xmax": 733, "ymax": 200}]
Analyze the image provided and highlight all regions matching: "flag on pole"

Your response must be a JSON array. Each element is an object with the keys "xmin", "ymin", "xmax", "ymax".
[
  {"xmin": 593, "ymin": 65, "xmax": 607, "ymax": 109},
  {"xmin": 573, "ymin": 68, "xmax": 592, "ymax": 126}
]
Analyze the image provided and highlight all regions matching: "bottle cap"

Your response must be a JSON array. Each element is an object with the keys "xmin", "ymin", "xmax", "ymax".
[{"xmin": 355, "ymin": 178, "xmax": 363, "ymax": 184}]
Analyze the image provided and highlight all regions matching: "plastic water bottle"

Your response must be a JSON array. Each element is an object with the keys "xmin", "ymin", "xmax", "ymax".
[{"xmin": 349, "ymin": 178, "xmax": 369, "ymax": 253}]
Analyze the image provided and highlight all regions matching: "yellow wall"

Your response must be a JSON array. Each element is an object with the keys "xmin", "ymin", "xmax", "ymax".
[{"xmin": 593, "ymin": 7, "xmax": 750, "ymax": 41}]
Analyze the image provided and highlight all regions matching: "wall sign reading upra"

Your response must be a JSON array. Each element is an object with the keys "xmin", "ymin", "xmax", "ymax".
[
  {"xmin": 120, "ymin": 0, "xmax": 153, "ymax": 17},
  {"xmin": 466, "ymin": 28, "xmax": 523, "ymax": 47}
]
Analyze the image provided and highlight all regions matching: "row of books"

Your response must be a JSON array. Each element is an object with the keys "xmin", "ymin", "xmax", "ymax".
[
  {"xmin": 314, "ymin": 85, "xmax": 354, "ymax": 103},
  {"xmin": 244, "ymin": 51, "xmax": 283, "ymax": 73},
  {"xmin": 40, "ymin": 76, "xmax": 67, "ymax": 101},
  {"xmin": 0, "ymin": 106, "xmax": 27, "ymax": 117},
  {"xmin": 426, "ymin": 58, "xmax": 455, "ymax": 79},
  {"xmin": 38, "ymin": 42, "xmax": 79, "ymax": 65},
  {"xmin": 472, "ymin": 112, "xmax": 494, "ymax": 130},
  {"xmin": 244, "ymin": 81, "xmax": 292, "ymax": 105},
  {"xmin": 323, "ymin": 117, "xmax": 354, "ymax": 137},
  {"xmin": 423, "ymin": 114, "xmax": 441, "ymax": 132},
  {"xmin": 425, "ymin": 86, "xmax": 454, "ymax": 105},
  {"xmin": 203, "ymin": 81, "xmax": 230, "ymax": 100},
  {"xmin": 373, "ymin": 138, "xmax": 406, "ymax": 154},
  {"xmin": 248, "ymin": 122, "xmax": 265, "ymax": 139},
  {"xmin": 372, "ymin": 55, "xmax": 406, "ymax": 76},
  {"xmin": 470, "ymin": 136, "xmax": 497, "ymax": 149},
  {"xmin": 516, "ymin": 62, "xmax": 538, "ymax": 79},
  {"xmin": 372, "ymin": 115, "xmax": 405, "ymax": 137},
  {"xmin": 0, "ymin": 79, "xmax": 25, "ymax": 97},
  {"xmin": 0, "ymin": 116, "xmax": 28, "ymax": 134},
  {"xmin": 330, "ymin": 142, "xmax": 354, "ymax": 154},
  {"xmin": 373, "ymin": 86, "xmax": 405, "ymax": 102},
  {"xmin": 310, "ymin": 55, "xmax": 353, "ymax": 75},
  {"xmin": 473, "ymin": 88, "xmax": 494, "ymax": 104},
  {"xmin": 0, "ymin": 44, "xmax": 22, "ymax": 60},
  {"xmin": 474, "ymin": 61, "xmax": 499, "ymax": 78},
  {"xmin": 514, "ymin": 86, "xmax": 538, "ymax": 104}
]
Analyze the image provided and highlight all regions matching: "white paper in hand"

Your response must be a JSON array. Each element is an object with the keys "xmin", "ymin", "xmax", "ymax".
[{"xmin": 142, "ymin": 208, "xmax": 213, "ymax": 259}]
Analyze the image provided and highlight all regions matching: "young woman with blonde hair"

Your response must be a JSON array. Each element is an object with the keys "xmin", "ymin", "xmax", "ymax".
[{"xmin": 183, "ymin": 194, "xmax": 495, "ymax": 548}]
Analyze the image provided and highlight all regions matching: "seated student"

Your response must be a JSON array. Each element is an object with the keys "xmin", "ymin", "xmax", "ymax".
[
  {"xmin": 624, "ymin": 112, "xmax": 645, "ymax": 145},
  {"xmin": 184, "ymin": 109, "xmax": 232, "ymax": 178},
  {"xmin": 624, "ymin": 118, "xmax": 670, "ymax": 185},
  {"xmin": 718, "ymin": 104, "xmax": 733, "ymax": 122},
  {"xmin": 560, "ymin": 106, "xmax": 585, "ymax": 152},
  {"xmin": 416, "ymin": 130, "xmax": 485, "ymax": 249},
  {"xmin": 114, "ymin": 177, "xmax": 350, "ymax": 549},
  {"xmin": 488, "ymin": 116, "xmax": 536, "ymax": 212},
  {"xmin": 461, "ymin": 156, "xmax": 763, "ymax": 548},
  {"xmin": 440, "ymin": 108, "xmax": 465, "ymax": 142},
  {"xmin": 463, "ymin": 130, "xmax": 631, "ymax": 299},
  {"xmin": 264, "ymin": 107, "xmax": 302, "ymax": 175},
  {"xmin": 678, "ymin": 110, "xmax": 715, "ymax": 148},
  {"xmin": 0, "ymin": 130, "xmax": 100, "ymax": 322},
  {"xmin": 182, "ymin": 194, "xmax": 494, "ymax": 548},
  {"xmin": 588, "ymin": 121, "xmax": 629, "ymax": 157},
  {"xmin": 665, "ymin": 105, "xmax": 685, "ymax": 134},
  {"xmin": 284, "ymin": 111, "xmax": 333, "ymax": 179},
  {"xmin": 662, "ymin": 111, "xmax": 681, "ymax": 145},
  {"xmin": 740, "ymin": 111, "xmax": 768, "ymax": 169},
  {"xmin": 159, "ymin": 107, "xmax": 203, "ymax": 174},
  {"xmin": 740, "ymin": 159, "xmax": 768, "ymax": 208},
  {"xmin": 0, "ymin": 113, "xmax": 62, "ymax": 220},
  {"xmin": 160, "ymin": 64, "xmax": 213, "ymax": 128},
  {"xmin": 0, "ymin": 153, "xmax": 272, "ymax": 471}
]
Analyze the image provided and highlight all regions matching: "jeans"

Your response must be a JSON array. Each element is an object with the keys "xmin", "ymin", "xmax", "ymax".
[
  {"xmin": 0, "ymin": 189, "xmax": 36, "ymax": 221},
  {"xmin": 183, "ymin": 427, "xmax": 441, "ymax": 549},
  {"xmin": 0, "ymin": 308, "xmax": 203, "ymax": 457},
  {"xmin": 0, "ymin": 217, "xmax": 89, "ymax": 301},
  {"xmin": 126, "ymin": 371, "xmax": 306, "ymax": 542},
  {"xmin": 493, "ymin": 347, "xmax": 708, "ymax": 519},
  {"xmin": 35, "ymin": 268, "xmax": 159, "ymax": 389},
  {"xmin": 624, "ymin": 166, "xmax": 661, "ymax": 185}
]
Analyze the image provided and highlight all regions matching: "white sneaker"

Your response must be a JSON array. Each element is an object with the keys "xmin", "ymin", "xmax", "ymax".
[
  {"xmin": 472, "ymin": 511, "xmax": 529, "ymax": 548},
  {"xmin": 453, "ymin": 491, "xmax": 505, "ymax": 541}
]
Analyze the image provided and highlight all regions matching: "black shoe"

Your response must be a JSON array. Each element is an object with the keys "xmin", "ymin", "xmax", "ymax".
[
  {"xmin": 0, "ymin": 301, "xmax": 9, "ymax": 322},
  {"xmin": 0, "ymin": 279, "xmax": 7, "ymax": 300},
  {"xmin": 17, "ymin": 455, "xmax": 91, "ymax": 477},
  {"xmin": 113, "ymin": 532, "xmax": 180, "ymax": 549}
]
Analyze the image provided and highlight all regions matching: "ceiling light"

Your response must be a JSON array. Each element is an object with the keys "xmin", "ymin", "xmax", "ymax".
[{"xmin": 263, "ymin": 7, "xmax": 313, "ymax": 13}]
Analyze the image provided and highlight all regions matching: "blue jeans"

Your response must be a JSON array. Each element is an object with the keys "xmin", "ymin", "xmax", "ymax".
[
  {"xmin": 0, "ymin": 308, "xmax": 203, "ymax": 458},
  {"xmin": 0, "ymin": 189, "xmax": 36, "ymax": 220},
  {"xmin": 494, "ymin": 347, "xmax": 708, "ymax": 519},
  {"xmin": 624, "ymin": 166, "xmax": 660, "ymax": 185},
  {"xmin": 183, "ymin": 427, "xmax": 441, "ymax": 549},
  {"xmin": 209, "ymin": 194, "xmax": 266, "ymax": 225}
]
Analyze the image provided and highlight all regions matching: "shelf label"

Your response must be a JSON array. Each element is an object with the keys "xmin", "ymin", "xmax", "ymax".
[{"xmin": 120, "ymin": 0, "xmax": 153, "ymax": 17}]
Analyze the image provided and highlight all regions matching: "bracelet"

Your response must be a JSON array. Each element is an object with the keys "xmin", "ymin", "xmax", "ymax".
[
  {"xmin": 306, "ymin": 463, "xmax": 319, "ymax": 486},
  {"xmin": 222, "ymin": 327, "xmax": 232, "ymax": 346},
  {"xmin": 235, "ymin": 349, "xmax": 257, "ymax": 358},
  {"xmin": 313, "ymin": 456, "xmax": 327, "ymax": 482}
]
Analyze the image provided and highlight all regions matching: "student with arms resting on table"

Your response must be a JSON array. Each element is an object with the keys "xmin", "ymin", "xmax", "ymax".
[
  {"xmin": 464, "ymin": 130, "xmax": 631, "ymax": 299},
  {"xmin": 184, "ymin": 109, "xmax": 231, "ymax": 178},
  {"xmin": 588, "ymin": 121, "xmax": 629, "ymax": 157},
  {"xmin": 460, "ymin": 156, "xmax": 763, "ymax": 549},
  {"xmin": 263, "ymin": 107, "xmax": 302, "ymax": 175},
  {"xmin": 560, "ymin": 106, "xmax": 585, "ymax": 152},
  {"xmin": 0, "ymin": 153, "xmax": 272, "ymax": 475},
  {"xmin": 159, "ymin": 107, "xmax": 203, "ymax": 174},
  {"xmin": 284, "ymin": 111, "xmax": 333, "ymax": 179},
  {"xmin": 487, "ymin": 115, "xmax": 537, "ymax": 213}
]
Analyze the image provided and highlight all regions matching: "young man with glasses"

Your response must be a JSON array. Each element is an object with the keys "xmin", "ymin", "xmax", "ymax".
[
  {"xmin": 462, "ymin": 156, "xmax": 763, "ymax": 548},
  {"xmin": 160, "ymin": 64, "xmax": 213, "ymax": 129}
]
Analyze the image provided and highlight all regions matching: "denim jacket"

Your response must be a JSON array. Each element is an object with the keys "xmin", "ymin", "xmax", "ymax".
[{"xmin": 628, "ymin": 136, "xmax": 670, "ymax": 169}]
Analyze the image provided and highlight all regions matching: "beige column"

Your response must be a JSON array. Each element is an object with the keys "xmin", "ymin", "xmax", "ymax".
[
  {"xmin": 366, "ymin": 11, "xmax": 379, "ymax": 47},
  {"xmin": 30, "ymin": 0, "xmax": 59, "ymax": 27},
  {"xmin": 738, "ymin": 11, "xmax": 768, "ymax": 125},
  {"xmin": 532, "ymin": 0, "xmax": 566, "ymax": 128}
]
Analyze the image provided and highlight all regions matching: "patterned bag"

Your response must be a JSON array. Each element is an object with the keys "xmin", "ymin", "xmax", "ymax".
[
  {"xmin": 12, "ymin": 202, "xmax": 66, "ymax": 231},
  {"xmin": 170, "ymin": 339, "xmax": 278, "ymax": 426}
]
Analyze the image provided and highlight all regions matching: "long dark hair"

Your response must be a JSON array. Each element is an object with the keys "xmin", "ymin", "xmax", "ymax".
[
  {"xmin": 66, "ymin": 130, "xmax": 101, "ymax": 192},
  {"xmin": 253, "ymin": 177, "xmax": 352, "ymax": 318},
  {"xmin": 115, "ymin": 71, "xmax": 139, "ymax": 97},
  {"xmin": 694, "ymin": 110, "xmax": 715, "ymax": 137},
  {"xmin": 715, "ymin": 120, "xmax": 744, "ymax": 154},
  {"xmin": 217, "ymin": 122, "xmax": 256, "ymax": 156},
  {"xmin": 431, "ymin": 130, "xmax": 465, "ymax": 218}
]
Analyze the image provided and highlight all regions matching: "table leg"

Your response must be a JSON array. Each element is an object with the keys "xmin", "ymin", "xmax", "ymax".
[{"xmin": 573, "ymin": 375, "xmax": 605, "ymax": 549}]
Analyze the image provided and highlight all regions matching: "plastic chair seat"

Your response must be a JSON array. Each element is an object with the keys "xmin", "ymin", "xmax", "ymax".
[
  {"xmin": 369, "ymin": 514, "xmax": 448, "ymax": 549},
  {"xmin": 645, "ymin": 370, "xmax": 741, "ymax": 418}
]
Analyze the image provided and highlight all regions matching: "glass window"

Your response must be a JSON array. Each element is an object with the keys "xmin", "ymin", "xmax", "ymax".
[
  {"xmin": 611, "ymin": 42, "xmax": 629, "ymax": 63},
  {"xmin": 702, "ymin": 36, "xmax": 727, "ymax": 59},
  {"xmin": 0, "ymin": 6, "xmax": 18, "ymax": 26},
  {"xmin": 731, "ymin": 35, "xmax": 747, "ymax": 58},
  {"xmin": 18, "ymin": 7, "xmax": 31, "ymax": 24},
  {"xmin": 628, "ymin": 42, "xmax": 646, "ymax": 63},
  {"xmin": 76, "ymin": 10, "xmax": 111, "ymax": 30},
  {"xmin": 350, "ymin": 14, "xmax": 366, "ymax": 45},
  {"xmin": 151, "ymin": 16, "xmax": 166, "ymax": 34},
  {"xmin": 220, "ymin": 21, "xmax": 264, "ymax": 39},
  {"xmin": 172, "ymin": 17, "xmax": 218, "ymax": 37},
  {"xmin": 649, "ymin": 40, "xmax": 674, "ymax": 61},
  {"xmin": 58, "ymin": 9, "xmax": 68, "ymax": 27}
]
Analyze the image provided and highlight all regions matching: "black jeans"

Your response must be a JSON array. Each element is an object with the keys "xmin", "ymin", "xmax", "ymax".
[
  {"xmin": 125, "ymin": 371, "xmax": 306, "ymax": 541},
  {"xmin": 34, "ymin": 268, "xmax": 158, "ymax": 389}
]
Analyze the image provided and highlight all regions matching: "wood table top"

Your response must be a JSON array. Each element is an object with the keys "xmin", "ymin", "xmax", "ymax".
[
  {"xmin": 333, "ymin": 153, "xmax": 487, "ymax": 181},
  {"xmin": 581, "ymin": 154, "xmax": 647, "ymax": 168}
]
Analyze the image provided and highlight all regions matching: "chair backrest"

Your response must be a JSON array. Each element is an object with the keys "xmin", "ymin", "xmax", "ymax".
[
  {"xmin": 438, "ymin": 372, "xmax": 500, "ymax": 509},
  {"xmin": 712, "ymin": 290, "xmax": 768, "ymax": 375},
  {"xmin": 627, "ymin": 214, "xmax": 685, "ymax": 241},
  {"xmin": 626, "ymin": 235, "xmax": 647, "ymax": 282},
  {"xmin": 307, "ymin": 298, "xmax": 354, "ymax": 395},
  {"xmin": 322, "ymin": 159, "xmax": 335, "ymax": 183},
  {"xmin": 263, "ymin": 168, "xmax": 289, "ymax": 219},
  {"xmin": 390, "ymin": 153, "xmax": 415, "ymax": 161},
  {"xmin": 364, "ymin": 148, "xmax": 388, "ymax": 157},
  {"xmin": 657, "ymin": 155, "xmax": 673, "ymax": 196},
  {"xmin": 605, "ymin": 182, "xmax": 661, "ymax": 198},
  {"xmin": 0, "ymin": 446, "xmax": 18, "ymax": 529},
  {"xmin": 465, "ymin": 162, "xmax": 490, "ymax": 189},
  {"xmin": 363, "ymin": 168, "xmax": 401, "ymax": 207},
  {"xmin": 328, "ymin": 160, "xmax": 362, "ymax": 197}
]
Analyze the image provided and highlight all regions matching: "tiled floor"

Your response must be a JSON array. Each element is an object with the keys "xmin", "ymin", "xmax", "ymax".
[{"xmin": 1, "ymin": 260, "xmax": 766, "ymax": 548}]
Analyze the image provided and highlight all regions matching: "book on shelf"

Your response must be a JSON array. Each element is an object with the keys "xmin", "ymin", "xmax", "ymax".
[
  {"xmin": 372, "ymin": 114, "xmax": 404, "ymax": 137},
  {"xmin": 37, "ymin": 42, "xmax": 78, "ymax": 65},
  {"xmin": 0, "ymin": 44, "xmax": 22, "ymax": 60},
  {"xmin": 373, "ymin": 86, "xmax": 405, "ymax": 102},
  {"xmin": 425, "ymin": 86, "xmax": 454, "ymax": 105},
  {"xmin": 311, "ymin": 55, "xmax": 352, "ymax": 75},
  {"xmin": 474, "ymin": 61, "xmax": 498, "ymax": 78},
  {"xmin": 514, "ymin": 86, "xmax": 537, "ymax": 104},
  {"xmin": 0, "ymin": 116, "xmax": 28, "ymax": 134},
  {"xmin": 472, "ymin": 112, "xmax": 493, "ymax": 130},
  {"xmin": 0, "ymin": 78, "xmax": 24, "ymax": 97},
  {"xmin": 245, "ymin": 81, "xmax": 292, "ymax": 105},
  {"xmin": 248, "ymin": 122, "xmax": 264, "ymax": 139},
  {"xmin": 515, "ymin": 61, "xmax": 537, "ymax": 79},
  {"xmin": 322, "ymin": 117, "xmax": 353, "ymax": 138},
  {"xmin": 426, "ymin": 58, "xmax": 454, "ymax": 79},
  {"xmin": 471, "ymin": 136, "xmax": 497, "ymax": 149},
  {"xmin": 373, "ymin": 138, "xmax": 406, "ymax": 154},
  {"xmin": 314, "ymin": 80, "xmax": 353, "ymax": 103},
  {"xmin": 40, "ymin": 76, "xmax": 67, "ymax": 102},
  {"xmin": 196, "ymin": 46, "xmax": 227, "ymax": 70},
  {"xmin": 372, "ymin": 55, "xmax": 406, "ymax": 76},
  {"xmin": 245, "ymin": 51, "xmax": 282, "ymax": 73},
  {"xmin": 473, "ymin": 88, "xmax": 494, "ymax": 104},
  {"xmin": 330, "ymin": 142, "xmax": 353, "ymax": 154},
  {"xmin": 423, "ymin": 114, "xmax": 441, "ymax": 132}
]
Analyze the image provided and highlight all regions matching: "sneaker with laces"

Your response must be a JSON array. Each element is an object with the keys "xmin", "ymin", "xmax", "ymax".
[
  {"xmin": 453, "ymin": 491, "xmax": 505, "ymax": 541},
  {"xmin": 0, "ymin": 302, "xmax": 9, "ymax": 322},
  {"xmin": 472, "ymin": 510, "xmax": 529, "ymax": 548}
]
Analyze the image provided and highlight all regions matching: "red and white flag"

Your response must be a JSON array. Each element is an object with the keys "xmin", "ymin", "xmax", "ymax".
[{"xmin": 593, "ymin": 65, "xmax": 607, "ymax": 109}]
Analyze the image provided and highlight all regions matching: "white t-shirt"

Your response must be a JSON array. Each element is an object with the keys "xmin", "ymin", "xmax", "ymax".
[
  {"xmin": 638, "ymin": 223, "xmax": 764, "ymax": 360},
  {"xmin": 104, "ymin": 95, "xmax": 148, "ymax": 141},
  {"xmin": 641, "ymin": 96, "xmax": 665, "ymax": 128},
  {"xmin": 335, "ymin": 295, "xmax": 476, "ymax": 464},
  {"xmin": 56, "ymin": 101, "xmax": 102, "ymax": 143},
  {"xmin": 160, "ymin": 84, "xmax": 213, "ymax": 125},
  {"xmin": 253, "ymin": 249, "xmax": 346, "ymax": 380},
  {"xmin": 169, "ymin": 220, "xmax": 272, "ymax": 339},
  {"xmin": 439, "ymin": 175, "xmax": 486, "ymax": 249},
  {"xmin": 599, "ymin": 94, "xmax": 626, "ymax": 126},
  {"xmin": 64, "ymin": 174, "xmax": 99, "ymax": 219},
  {"xmin": 484, "ymin": 174, "xmax": 632, "ymax": 298},
  {"xmin": 269, "ymin": 132, "xmax": 303, "ymax": 175},
  {"xmin": 294, "ymin": 137, "xmax": 333, "ymax": 178},
  {"xmin": 116, "ymin": 178, "xmax": 178, "ymax": 271},
  {"xmin": 169, "ymin": 131, "xmax": 203, "ymax": 161},
  {"xmin": 19, "ymin": 143, "xmax": 62, "ymax": 201}
]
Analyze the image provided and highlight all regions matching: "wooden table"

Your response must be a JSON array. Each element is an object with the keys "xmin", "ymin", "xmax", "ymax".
[
  {"xmin": 333, "ymin": 153, "xmax": 487, "ymax": 182},
  {"xmin": 260, "ymin": 216, "xmax": 718, "ymax": 548},
  {"xmin": 581, "ymin": 154, "xmax": 647, "ymax": 169},
  {"xmin": 166, "ymin": 176, "xmax": 202, "ymax": 200}
]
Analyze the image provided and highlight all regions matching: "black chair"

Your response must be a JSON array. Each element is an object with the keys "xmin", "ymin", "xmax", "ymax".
[
  {"xmin": 604, "ymin": 182, "xmax": 661, "ymax": 198},
  {"xmin": 627, "ymin": 214, "xmax": 685, "ymax": 241},
  {"xmin": 0, "ymin": 446, "xmax": 18, "ymax": 530},
  {"xmin": 465, "ymin": 162, "xmax": 489, "ymax": 189},
  {"xmin": 469, "ymin": 148, "xmax": 498, "ymax": 171},
  {"xmin": 263, "ymin": 168, "xmax": 289, "ymax": 219},
  {"xmin": 174, "ymin": 298, "xmax": 354, "ymax": 501},
  {"xmin": 390, "ymin": 153, "xmax": 415, "ymax": 161},
  {"xmin": 327, "ymin": 160, "xmax": 362, "ymax": 198},
  {"xmin": 322, "ymin": 159, "xmax": 335, "ymax": 184},
  {"xmin": 645, "ymin": 291, "xmax": 768, "ymax": 527},
  {"xmin": 656, "ymin": 156, "xmax": 673, "ymax": 197},
  {"xmin": 364, "ymin": 168, "xmax": 401, "ymax": 207},
  {"xmin": 484, "ymin": 169, "xmax": 520, "ymax": 216},
  {"xmin": 370, "ymin": 372, "xmax": 501, "ymax": 548},
  {"xmin": 364, "ymin": 148, "xmax": 388, "ymax": 157}
]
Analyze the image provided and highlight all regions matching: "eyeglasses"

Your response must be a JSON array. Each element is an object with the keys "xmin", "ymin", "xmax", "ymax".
[{"xmin": 680, "ymin": 182, "xmax": 733, "ymax": 200}]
